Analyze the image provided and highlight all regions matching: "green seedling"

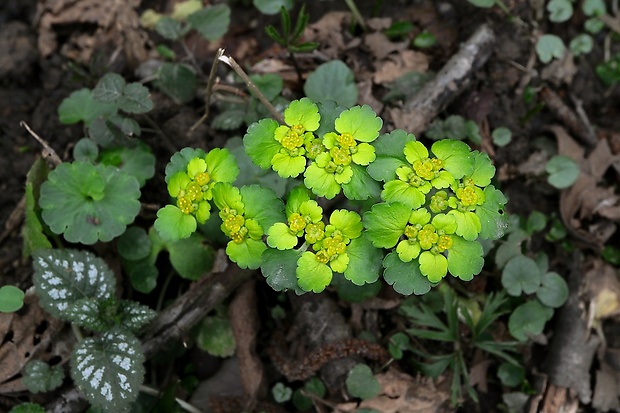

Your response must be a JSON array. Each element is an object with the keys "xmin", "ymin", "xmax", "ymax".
[
  {"xmin": 425, "ymin": 115, "xmax": 482, "ymax": 145},
  {"xmin": 303, "ymin": 60, "xmax": 358, "ymax": 108},
  {"xmin": 545, "ymin": 155, "xmax": 579, "ymax": 189},
  {"xmin": 21, "ymin": 360, "xmax": 64, "ymax": 394},
  {"xmin": 265, "ymin": 4, "xmax": 319, "ymax": 82},
  {"xmin": 536, "ymin": 34, "xmax": 566, "ymax": 64},
  {"xmin": 401, "ymin": 286, "xmax": 520, "ymax": 405},
  {"xmin": 346, "ymin": 364, "xmax": 381, "ymax": 400}
]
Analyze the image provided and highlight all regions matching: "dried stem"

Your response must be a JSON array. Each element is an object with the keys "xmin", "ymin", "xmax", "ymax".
[{"xmin": 188, "ymin": 48, "xmax": 225, "ymax": 135}]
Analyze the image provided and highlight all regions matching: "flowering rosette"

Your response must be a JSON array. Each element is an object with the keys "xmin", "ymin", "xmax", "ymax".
[
  {"xmin": 364, "ymin": 202, "xmax": 484, "ymax": 292},
  {"xmin": 295, "ymin": 209, "xmax": 364, "ymax": 293},
  {"xmin": 267, "ymin": 186, "xmax": 324, "ymax": 250},
  {"xmin": 304, "ymin": 105, "xmax": 382, "ymax": 199},
  {"xmin": 381, "ymin": 140, "xmax": 473, "ymax": 209},
  {"xmin": 155, "ymin": 148, "xmax": 239, "ymax": 241},
  {"xmin": 362, "ymin": 131, "xmax": 507, "ymax": 293},
  {"xmin": 244, "ymin": 98, "xmax": 320, "ymax": 178},
  {"xmin": 212, "ymin": 183, "xmax": 285, "ymax": 269}
]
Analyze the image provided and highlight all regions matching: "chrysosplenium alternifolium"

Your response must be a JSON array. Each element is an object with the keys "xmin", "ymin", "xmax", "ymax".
[{"xmin": 156, "ymin": 99, "xmax": 507, "ymax": 294}]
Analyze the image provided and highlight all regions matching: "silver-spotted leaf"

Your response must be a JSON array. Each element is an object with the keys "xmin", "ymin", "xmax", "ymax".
[
  {"xmin": 70, "ymin": 327, "xmax": 145, "ymax": 411},
  {"xmin": 32, "ymin": 249, "xmax": 115, "ymax": 320}
]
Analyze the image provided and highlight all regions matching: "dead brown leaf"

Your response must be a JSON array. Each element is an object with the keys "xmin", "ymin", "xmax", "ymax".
[
  {"xmin": 373, "ymin": 50, "xmax": 430, "ymax": 84},
  {"xmin": 584, "ymin": 258, "xmax": 620, "ymax": 322},
  {"xmin": 335, "ymin": 368, "xmax": 450, "ymax": 413},
  {"xmin": 541, "ymin": 51, "xmax": 577, "ymax": 86},
  {"xmin": 35, "ymin": 0, "xmax": 148, "ymax": 66},
  {"xmin": 0, "ymin": 292, "xmax": 66, "ymax": 394},
  {"xmin": 548, "ymin": 125, "xmax": 620, "ymax": 247},
  {"xmin": 305, "ymin": 11, "xmax": 351, "ymax": 59},
  {"xmin": 364, "ymin": 32, "xmax": 407, "ymax": 61}
]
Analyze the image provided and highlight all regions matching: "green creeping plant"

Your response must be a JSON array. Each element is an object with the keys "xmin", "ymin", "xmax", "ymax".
[{"xmin": 155, "ymin": 98, "xmax": 508, "ymax": 295}]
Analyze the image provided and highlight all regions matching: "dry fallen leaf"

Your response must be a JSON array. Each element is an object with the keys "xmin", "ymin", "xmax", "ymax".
[
  {"xmin": 335, "ymin": 368, "xmax": 450, "ymax": 413},
  {"xmin": 0, "ymin": 292, "xmax": 66, "ymax": 394},
  {"xmin": 373, "ymin": 50, "xmax": 430, "ymax": 84},
  {"xmin": 547, "ymin": 125, "xmax": 620, "ymax": 246},
  {"xmin": 35, "ymin": 0, "xmax": 148, "ymax": 66}
]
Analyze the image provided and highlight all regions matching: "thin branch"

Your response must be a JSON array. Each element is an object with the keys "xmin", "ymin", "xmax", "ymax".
[
  {"xmin": 188, "ymin": 48, "xmax": 225, "ymax": 135},
  {"xmin": 218, "ymin": 54, "xmax": 285, "ymax": 124},
  {"xmin": 20, "ymin": 121, "xmax": 62, "ymax": 166}
]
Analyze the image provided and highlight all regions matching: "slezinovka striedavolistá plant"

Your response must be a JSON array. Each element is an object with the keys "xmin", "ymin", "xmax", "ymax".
[{"xmin": 155, "ymin": 98, "xmax": 508, "ymax": 295}]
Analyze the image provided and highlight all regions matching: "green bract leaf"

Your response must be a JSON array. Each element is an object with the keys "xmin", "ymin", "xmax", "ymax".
[
  {"xmin": 431, "ymin": 140, "xmax": 473, "ymax": 179},
  {"xmin": 343, "ymin": 235, "xmax": 383, "ymax": 286},
  {"xmin": 536, "ymin": 272, "xmax": 569, "ymax": 308},
  {"xmin": 58, "ymin": 89, "xmax": 116, "ymax": 125},
  {"xmin": 447, "ymin": 236, "xmax": 484, "ymax": 281},
  {"xmin": 546, "ymin": 155, "xmax": 580, "ymax": 189},
  {"xmin": 383, "ymin": 252, "xmax": 434, "ymax": 295},
  {"xmin": 165, "ymin": 147, "xmax": 207, "ymax": 183},
  {"xmin": 196, "ymin": 315, "xmax": 236, "ymax": 357},
  {"xmin": 157, "ymin": 62, "xmax": 197, "ymax": 104},
  {"xmin": 226, "ymin": 238, "xmax": 266, "ymax": 270},
  {"xmin": 260, "ymin": 248, "xmax": 304, "ymax": 293},
  {"xmin": 71, "ymin": 327, "xmax": 145, "ymax": 411},
  {"xmin": 497, "ymin": 362, "xmax": 525, "ymax": 387},
  {"xmin": 335, "ymin": 105, "xmax": 382, "ymax": 142},
  {"xmin": 154, "ymin": 205, "xmax": 197, "ymax": 242},
  {"xmin": 167, "ymin": 234, "xmax": 215, "ymax": 280},
  {"xmin": 244, "ymin": 118, "xmax": 281, "ymax": 169},
  {"xmin": 32, "ymin": 249, "xmax": 115, "ymax": 320},
  {"xmin": 346, "ymin": 364, "xmax": 381, "ymax": 400},
  {"xmin": 284, "ymin": 97, "xmax": 320, "ymax": 130},
  {"xmin": 303, "ymin": 161, "xmax": 342, "ymax": 199},
  {"xmin": 0, "ymin": 285, "xmax": 24, "ymax": 313},
  {"xmin": 367, "ymin": 129, "xmax": 415, "ymax": 182},
  {"xmin": 304, "ymin": 60, "xmax": 358, "ymax": 108},
  {"xmin": 364, "ymin": 202, "xmax": 410, "ymax": 248},
  {"xmin": 508, "ymin": 300, "xmax": 553, "ymax": 341},
  {"xmin": 297, "ymin": 251, "xmax": 332, "ymax": 293},
  {"xmin": 187, "ymin": 4, "xmax": 231, "ymax": 40},
  {"xmin": 22, "ymin": 360, "xmax": 64, "ymax": 393},
  {"xmin": 40, "ymin": 162, "xmax": 141, "ymax": 245},
  {"xmin": 536, "ymin": 34, "xmax": 565, "ymax": 64},
  {"xmin": 502, "ymin": 255, "xmax": 542, "ymax": 296},
  {"xmin": 469, "ymin": 151, "xmax": 495, "ymax": 187}
]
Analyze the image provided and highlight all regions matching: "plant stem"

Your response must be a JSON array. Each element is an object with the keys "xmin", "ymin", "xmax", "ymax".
[
  {"xmin": 218, "ymin": 54, "xmax": 285, "ymax": 124},
  {"xmin": 71, "ymin": 324, "xmax": 84, "ymax": 342},
  {"xmin": 139, "ymin": 384, "xmax": 202, "ymax": 413},
  {"xmin": 288, "ymin": 49, "xmax": 304, "ymax": 85},
  {"xmin": 188, "ymin": 48, "xmax": 225, "ymax": 135}
]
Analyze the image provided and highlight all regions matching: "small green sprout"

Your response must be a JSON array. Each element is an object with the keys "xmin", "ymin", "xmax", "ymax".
[
  {"xmin": 0, "ymin": 285, "xmax": 25, "ymax": 313},
  {"xmin": 155, "ymin": 148, "xmax": 239, "ymax": 241}
]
